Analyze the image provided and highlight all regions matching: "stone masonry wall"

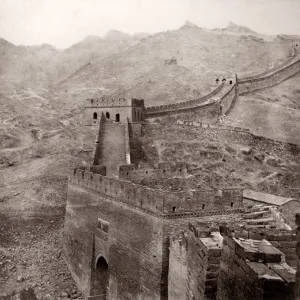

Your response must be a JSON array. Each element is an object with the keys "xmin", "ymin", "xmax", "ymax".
[
  {"xmin": 144, "ymin": 54, "xmax": 300, "ymax": 120},
  {"xmin": 239, "ymin": 55, "xmax": 296, "ymax": 81},
  {"xmin": 186, "ymin": 225, "xmax": 222, "ymax": 300},
  {"xmin": 220, "ymin": 84, "xmax": 238, "ymax": 115},
  {"xmin": 145, "ymin": 83, "xmax": 224, "ymax": 117},
  {"xmin": 217, "ymin": 228, "xmax": 296, "ymax": 300},
  {"xmin": 238, "ymin": 57, "xmax": 300, "ymax": 95},
  {"xmin": 168, "ymin": 234, "xmax": 188, "ymax": 300},
  {"xmin": 70, "ymin": 169, "xmax": 243, "ymax": 216},
  {"xmin": 119, "ymin": 162, "xmax": 188, "ymax": 182},
  {"xmin": 63, "ymin": 183, "xmax": 165, "ymax": 300},
  {"xmin": 295, "ymin": 213, "xmax": 300, "ymax": 300}
]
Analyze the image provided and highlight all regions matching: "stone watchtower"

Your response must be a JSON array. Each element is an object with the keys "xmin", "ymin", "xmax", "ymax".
[
  {"xmin": 291, "ymin": 41, "xmax": 300, "ymax": 57},
  {"xmin": 82, "ymin": 97, "xmax": 145, "ymax": 157},
  {"xmin": 84, "ymin": 97, "xmax": 145, "ymax": 126}
]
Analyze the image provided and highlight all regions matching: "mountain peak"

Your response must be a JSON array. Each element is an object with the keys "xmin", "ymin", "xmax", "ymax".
[
  {"xmin": 225, "ymin": 21, "xmax": 258, "ymax": 35},
  {"xmin": 180, "ymin": 20, "xmax": 200, "ymax": 30},
  {"xmin": 0, "ymin": 37, "xmax": 15, "ymax": 49},
  {"xmin": 104, "ymin": 29, "xmax": 131, "ymax": 41},
  {"xmin": 227, "ymin": 21, "xmax": 238, "ymax": 28}
]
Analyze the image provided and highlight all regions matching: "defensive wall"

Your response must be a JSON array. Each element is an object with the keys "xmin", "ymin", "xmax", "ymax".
[
  {"xmin": 143, "ymin": 48, "xmax": 300, "ymax": 120},
  {"xmin": 238, "ymin": 56, "xmax": 300, "ymax": 95},
  {"xmin": 84, "ymin": 97, "xmax": 145, "ymax": 126},
  {"xmin": 64, "ymin": 178, "xmax": 165, "ymax": 299},
  {"xmin": 118, "ymin": 162, "xmax": 188, "ymax": 182},
  {"xmin": 92, "ymin": 116, "xmax": 131, "ymax": 177},
  {"xmin": 217, "ymin": 226, "xmax": 296, "ymax": 300},
  {"xmin": 168, "ymin": 233, "xmax": 188, "ymax": 300},
  {"xmin": 167, "ymin": 222, "xmax": 298, "ymax": 300},
  {"xmin": 65, "ymin": 167, "xmax": 243, "ymax": 299},
  {"xmin": 70, "ymin": 168, "xmax": 243, "ymax": 216},
  {"xmin": 144, "ymin": 83, "xmax": 225, "ymax": 118},
  {"xmin": 239, "ymin": 55, "xmax": 297, "ymax": 81},
  {"xmin": 295, "ymin": 214, "xmax": 300, "ymax": 300}
]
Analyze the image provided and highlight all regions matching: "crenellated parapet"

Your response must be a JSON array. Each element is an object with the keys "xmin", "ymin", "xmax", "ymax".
[
  {"xmin": 119, "ymin": 162, "xmax": 188, "ymax": 181},
  {"xmin": 84, "ymin": 97, "xmax": 145, "ymax": 125},
  {"xmin": 69, "ymin": 168, "xmax": 243, "ymax": 217},
  {"xmin": 144, "ymin": 83, "xmax": 225, "ymax": 117}
]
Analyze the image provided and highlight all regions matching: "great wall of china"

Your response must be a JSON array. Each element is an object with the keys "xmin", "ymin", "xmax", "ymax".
[
  {"xmin": 144, "ymin": 44, "xmax": 300, "ymax": 118},
  {"xmin": 63, "ymin": 42, "xmax": 300, "ymax": 300}
]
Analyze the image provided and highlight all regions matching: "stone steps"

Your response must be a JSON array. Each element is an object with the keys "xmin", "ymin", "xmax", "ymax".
[
  {"xmin": 243, "ymin": 210, "xmax": 270, "ymax": 220},
  {"xmin": 246, "ymin": 217, "xmax": 276, "ymax": 226}
]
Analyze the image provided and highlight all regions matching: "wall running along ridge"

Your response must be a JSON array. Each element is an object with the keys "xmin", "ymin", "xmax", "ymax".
[
  {"xmin": 239, "ymin": 55, "xmax": 297, "ymax": 81},
  {"xmin": 144, "ymin": 51, "xmax": 300, "ymax": 119},
  {"xmin": 238, "ymin": 55, "xmax": 300, "ymax": 95},
  {"xmin": 144, "ymin": 83, "xmax": 225, "ymax": 118}
]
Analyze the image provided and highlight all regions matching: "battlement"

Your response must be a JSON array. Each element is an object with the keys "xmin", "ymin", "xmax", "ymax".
[
  {"xmin": 145, "ymin": 83, "xmax": 224, "ymax": 115},
  {"xmin": 131, "ymin": 98, "xmax": 145, "ymax": 107},
  {"xmin": 119, "ymin": 162, "xmax": 188, "ymax": 181},
  {"xmin": 69, "ymin": 168, "xmax": 243, "ymax": 216},
  {"xmin": 239, "ymin": 55, "xmax": 297, "ymax": 82},
  {"xmin": 85, "ymin": 97, "xmax": 145, "ymax": 108}
]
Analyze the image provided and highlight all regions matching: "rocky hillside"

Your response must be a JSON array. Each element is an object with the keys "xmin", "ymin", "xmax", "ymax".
[
  {"xmin": 0, "ymin": 31, "xmax": 144, "ymax": 89},
  {"xmin": 56, "ymin": 21, "xmax": 292, "ymax": 106},
  {"xmin": 137, "ymin": 123, "xmax": 300, "ymax": 196},
  {"xmin": 226, "ymin": 72, "xmax": 300, "ymax": 144}
]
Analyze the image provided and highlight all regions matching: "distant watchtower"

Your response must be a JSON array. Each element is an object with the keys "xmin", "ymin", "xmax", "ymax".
[
  {"xmin": 291, "ymin": 41, "xmax": 300, "ymax": 56},
  {"xmin": 84, "ymin": 97, "xmax": 145, "ymax": 126},
  {"xmin": 164, "ymin": 57, "xmax": 177, "ymax": 66}
]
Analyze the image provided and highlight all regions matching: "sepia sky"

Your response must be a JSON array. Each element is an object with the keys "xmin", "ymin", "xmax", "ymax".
[{"xmin": 0, "ymin": 0, "xmax": 300, "ymax": 48}]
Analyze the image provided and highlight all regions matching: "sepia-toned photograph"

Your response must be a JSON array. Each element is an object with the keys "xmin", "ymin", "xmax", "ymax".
[{"xmin": 0, "ymin": 0, "xmax": 300, "ymax": 299}]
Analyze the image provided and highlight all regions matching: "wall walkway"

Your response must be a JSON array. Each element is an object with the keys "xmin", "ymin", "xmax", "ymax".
[
  {"xmin": 144, "ymin": 51, "xmax": 300, "ymax": 119},
  {"xmin": 93, "ymin": 117, "xmax": 127, "ymax": 178}
]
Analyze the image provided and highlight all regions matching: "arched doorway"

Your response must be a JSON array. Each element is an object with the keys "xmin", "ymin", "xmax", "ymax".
[
  {"xmin": 106, "ymin": 112, "xmax": 110, "ymax": 119},
  {"xmin": 91, "ymin": 256, "xmax": 109, "ymax": 297},
  {"xmin": 115, "ymin": 113, "xmax": 120, "ymax": 122},
  {"xmin": 93, "ymin": 112, "xmax": 98, "ymax": 119},
  {"xmin": 229, "ymin": 80, "xmax": 233, "ymax": 85}
]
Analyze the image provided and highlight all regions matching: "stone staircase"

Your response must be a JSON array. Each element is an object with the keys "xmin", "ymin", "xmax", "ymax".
[
  {"xmin": 96, "ymin": 119, "xmax": 127, "ymax": 178},
  {"xmin": 242, "ymin": 205, "xmax": 279, "ymax": 229}
]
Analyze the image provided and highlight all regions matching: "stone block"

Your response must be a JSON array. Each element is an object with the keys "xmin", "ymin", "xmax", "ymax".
[
  {"xmin": 267, "ymin": 263, "xmax": 296, "ymax": 284},
  {"xmin": 247, "ymin": 262, "xmax": 284, "ymax": 282},
  {"xmin": 279, "ymin": 241, "xmax": 297, "ymax": 249}
]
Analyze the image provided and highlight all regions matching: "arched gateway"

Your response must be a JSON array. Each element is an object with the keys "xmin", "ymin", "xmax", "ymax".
[{"xmin": 90, "ymin": 255, "xmax": 109, "ymax": 298}]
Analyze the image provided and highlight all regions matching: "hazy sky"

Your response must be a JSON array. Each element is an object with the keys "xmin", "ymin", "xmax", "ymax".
[{"xmin": 0, "ymin": 0, "xmax": 300, "ymax": 48}]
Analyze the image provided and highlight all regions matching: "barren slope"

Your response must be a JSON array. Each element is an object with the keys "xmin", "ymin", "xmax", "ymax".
[
  {"xmin": 226, "ymin": 73, "xmax": 300, "ymax": 144},
  {"xmin": 58, "ymin": 23, "xmax": 291, "ymax": 104},
  {"xmin": 137, "ymin": 124, "xmax": 300, "ymax": 196}
]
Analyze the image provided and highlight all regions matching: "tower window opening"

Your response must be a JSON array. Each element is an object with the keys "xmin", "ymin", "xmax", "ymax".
[
  {"xmin": 229, "ymin": 80, "xmax": 233, "ymax": 84},
  {"xmin": 93, "ymin": 112, "xmax": 97, "ymax": 119},
  {"xmin": 115, "ymin": 113, "xmax": 120, "ymax": 122},
  {"xmin": 106, "ymin": 112, "xmax": 110, "ymax": 119}
]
